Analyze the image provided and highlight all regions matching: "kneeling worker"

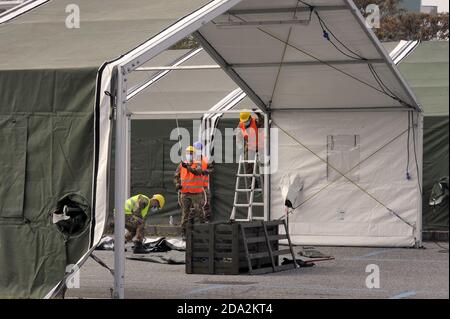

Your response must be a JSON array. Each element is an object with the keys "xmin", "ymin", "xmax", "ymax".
[{"xmin": 125, "ymin": 193, "xmax": 165, "ymax": 254}]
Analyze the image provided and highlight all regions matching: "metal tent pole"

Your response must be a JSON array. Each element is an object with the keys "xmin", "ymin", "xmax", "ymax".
[
  {"xmin": 113, "ymin": 68, "xmax": 129, "ymax": 299},
  {"xmin": 263, "ymin": 112, "xmax": 270, "ymax": 221},
  {"xmin": 415, "ymin": 112, "xmax": 424, "ymax": 247}
]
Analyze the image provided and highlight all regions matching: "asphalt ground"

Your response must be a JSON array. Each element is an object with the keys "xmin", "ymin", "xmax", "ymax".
[{"xmin": 66, "ymin": 241, "xmax": 449, "ymax": 299}]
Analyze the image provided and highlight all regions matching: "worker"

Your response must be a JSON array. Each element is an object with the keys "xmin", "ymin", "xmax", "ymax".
[
  {"xmin": 193, "ymin": 141, "xmax": 214, "ymax": 223},
  {"xmin": 174, "ymin": 146, "xmax": 206, "ymax": 240},
  {"xmin": 237, "ymin": 109, "xmax": 265, "ymax": 177},
  {"xmin": 124, "ymin": 193, "xmax": 165, "ymax": 254}
]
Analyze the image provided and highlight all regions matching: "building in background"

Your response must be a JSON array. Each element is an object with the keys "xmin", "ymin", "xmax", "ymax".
[
  {"xmin": 401, "ymin": 0, "xmax": 423, "ymax": 12},
  {"xmin": 421, "ymin": 5, "xmax": 438, "ymax": 14}
]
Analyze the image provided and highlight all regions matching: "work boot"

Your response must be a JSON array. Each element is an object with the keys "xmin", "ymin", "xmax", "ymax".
[{"xmin": 133, "ymin": 241, "xmax": 151, "ymax": 254}]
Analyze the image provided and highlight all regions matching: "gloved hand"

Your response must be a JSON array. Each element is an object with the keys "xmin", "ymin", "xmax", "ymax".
[
  {"xmin": 181, "ymin": 162, "xmax": 188, "ymax": 168},
  {"xmin": 202, "ymin": 170, "xmax": 209, "ymax": 176},
  {"xmin": 176, "ymin": 184, "xmax": 182, "ymax": 191}
]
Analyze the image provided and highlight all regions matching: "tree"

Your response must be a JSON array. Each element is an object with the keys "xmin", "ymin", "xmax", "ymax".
[
  {"xmin": 355, "ymin": 0, "xmax": 449, "ymax": 41},
  {"xmin": 170, "ymin": 35, "xmax": 200, "ymax": 50}
]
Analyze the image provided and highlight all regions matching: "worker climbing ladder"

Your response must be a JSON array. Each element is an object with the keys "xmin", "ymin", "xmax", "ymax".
[{"xmin": 230, "ymin": 153, "xmax": 264, "ymax": 221}]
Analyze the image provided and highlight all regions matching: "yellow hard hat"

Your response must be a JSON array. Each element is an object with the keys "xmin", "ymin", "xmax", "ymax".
[
  {"xmin": 240, "ymin": 111, "xmax": 251, "ymax": 123},
  {"xmin": 185, "ymin": 146, "xmax": 195, "ymax": 153},
  {"xmin": 151, "ymin": 194, "xmax": 165, "ymax": 209}
]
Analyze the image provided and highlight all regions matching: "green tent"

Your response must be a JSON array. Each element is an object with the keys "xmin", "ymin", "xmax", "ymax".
[{"xmin": 397, "ymin": 41, "xmax": 449, "ymax": 231}]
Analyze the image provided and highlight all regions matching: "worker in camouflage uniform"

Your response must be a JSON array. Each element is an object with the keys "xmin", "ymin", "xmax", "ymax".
[
  {"xmin": 124, "ymin": 193, "xmax": 165, "ymax": 254},
  {"xmin": 193, "ymin": 141, "xmax": 214, "ymax": 223},
  {"xmin": 174, "ymin": 146, "xmax": 207, "ymax": 240}
]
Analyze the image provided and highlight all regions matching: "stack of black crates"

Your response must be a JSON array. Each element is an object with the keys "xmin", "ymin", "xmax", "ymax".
[{"xmin": 186, "ymin": 220, "xmax": 296, "ymax": 275}]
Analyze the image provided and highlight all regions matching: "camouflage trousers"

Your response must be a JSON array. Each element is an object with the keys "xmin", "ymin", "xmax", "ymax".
[
  {"xmin": 180, "ymin": 192, "xmax": 205, "ymax": 234},
  {"xmin": 125, "ymin": 214, "xmax": 145, "ymax": 243}
]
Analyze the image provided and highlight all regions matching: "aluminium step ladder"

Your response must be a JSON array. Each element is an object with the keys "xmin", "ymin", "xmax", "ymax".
[{"xmin": 230, "ymin": 153, "xmax": 264, "ymax": 221}]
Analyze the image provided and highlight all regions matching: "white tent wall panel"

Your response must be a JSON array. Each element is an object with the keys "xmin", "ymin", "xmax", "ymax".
[{"xmin": 271, "ymin": 110, "xmax": 421, "ymax": 247}]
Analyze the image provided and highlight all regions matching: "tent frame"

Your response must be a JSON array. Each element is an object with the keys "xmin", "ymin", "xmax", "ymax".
[{"xmin": 112, "ymin": 0, "xmax": 423, "ymax": 299}]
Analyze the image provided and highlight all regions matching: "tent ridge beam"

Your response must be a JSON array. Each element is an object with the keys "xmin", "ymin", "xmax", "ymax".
[
  {"xmin": 194, "ymin": 31, "xmax": 269, "ymax": 113},
  {"xmin": 227, "ymin": 5, "xmax": 348, "ymax": 16},
  {"xmin": 136, "ymin": 65, "xmax": 221, "ymax": 71},
  {"xmin": 273, "ymin": 107, "xmax": 414, "ymax": 112},
  {"xmin": 231, "ymin": 59, "xmax": 384, "ymax": 68}
]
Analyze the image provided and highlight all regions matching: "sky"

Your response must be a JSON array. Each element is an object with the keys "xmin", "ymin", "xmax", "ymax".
[{"xmin": 422, "ymin": 0, "xmax": 449, "ymax": 12}]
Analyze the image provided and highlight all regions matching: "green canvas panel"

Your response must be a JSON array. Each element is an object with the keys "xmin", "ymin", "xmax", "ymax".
[
  {"xmin": 398, "ymin": 41, "xmax": 449, "ymax": 117},
  {"xmin": 0, "ymin": 225, "xmax": 66, "ymax": 299},
  {"xmin": 395, "ymin": 41, "xmax": 449, "ymax": 230},
  {"xmin": 0, "ymin": 116, "xmax": 27, "ymax": 220},
  {"xmin": 0, "ymin": 68, "xmax": 97, "ymax": 298},
  {"xmin": 422, "ymin": 116, "xmax": 449, "ymax": 231}
]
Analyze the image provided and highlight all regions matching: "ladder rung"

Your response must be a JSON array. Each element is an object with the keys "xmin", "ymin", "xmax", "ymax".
[
  {"xmin": 240, "ymin": 160, "xmax": 256, "ymax": 163},
  {"xmin": 235, "ymin": 188, "xmax": 263, "ymax": 192},
  {"xmin": 252, "ymin": 202, "xmax": 264, "ymax": 206}
]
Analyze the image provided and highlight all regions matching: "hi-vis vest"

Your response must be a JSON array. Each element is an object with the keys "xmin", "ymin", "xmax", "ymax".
[
  {"xmin": 180, "ymin": 161, "xmax": 207, "ymax": 193},
  {"xmin": 125, "ymin": 194, "xmax": 151, "ymax": 218},
  {"xmin": 197, "ymin": 157, "xmax": 209, "ymax": 188},
  {"xmin": 239, "ymin": 117, "xmax": 263, "ymax": 151}
]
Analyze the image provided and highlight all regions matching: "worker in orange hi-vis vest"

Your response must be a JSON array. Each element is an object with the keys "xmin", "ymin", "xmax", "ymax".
[
  {"xmin": 237, "ymin": 109, "xmax": 265, "ymax": 179},
  {"xmin": 193, "ymin": 141, "xmax": 214, "ymax": 223},
  {"xmin": 174, "ymin": 146, "xmax": 206, "ymax": 240}
]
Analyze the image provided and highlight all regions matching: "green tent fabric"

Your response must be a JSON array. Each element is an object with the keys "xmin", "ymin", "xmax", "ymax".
[
  {"xmin": 0, "ymin": 0, "xmax": 211, "ymax": 299},
  {"xmin": 0, "ymin": 67, "xmax": 96, "ymax": 298},
  {"xmin": 397, "ymin": 41, "xmax": 449, "ymax": 231}
]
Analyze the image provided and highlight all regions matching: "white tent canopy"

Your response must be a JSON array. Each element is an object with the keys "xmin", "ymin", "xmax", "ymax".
[{"xmin": 196, "ymin": 0, "xmax": 421, "ymax": 111}]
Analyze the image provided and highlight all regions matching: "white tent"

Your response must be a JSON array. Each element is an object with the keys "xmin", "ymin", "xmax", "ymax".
[
  {"xmin": 4, "ymin": 0, "xmax": 423, "ymax": 300},
  {"xmin": 89, "ymin": 0, "xmax": 423, "ymax": 297}
]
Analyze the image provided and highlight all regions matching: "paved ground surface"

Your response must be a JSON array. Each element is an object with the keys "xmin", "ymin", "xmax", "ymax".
[{"xmin": 67, "ymin": 241, "xmax": 449, "ymax": 299}]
